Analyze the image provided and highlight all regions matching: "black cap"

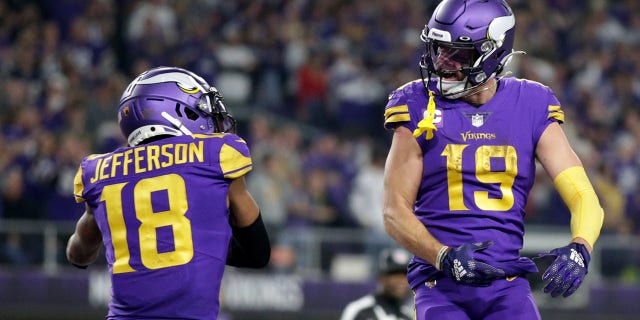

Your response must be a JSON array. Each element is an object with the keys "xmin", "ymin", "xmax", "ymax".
[{"xmin": 377, "ymin": 248, "xmax": 411, "ymax": 275}]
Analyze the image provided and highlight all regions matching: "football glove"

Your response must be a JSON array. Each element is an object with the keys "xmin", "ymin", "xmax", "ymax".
[
  {"xmin": 537, "ymin": 243, "xmax": 590, "ymax": 297},
  {"xmin": 437, "ymin": 241, "xmax": 506, "ymax": 286}
]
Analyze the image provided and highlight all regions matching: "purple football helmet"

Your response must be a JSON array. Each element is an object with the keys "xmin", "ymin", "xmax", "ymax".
[
  {"xmin": 118, "ymin": 66, "xmax": 236, "ymax": 146},
  {"xmin": 420, "ymin": 0, "xmax": 519, "ymax": 98}
]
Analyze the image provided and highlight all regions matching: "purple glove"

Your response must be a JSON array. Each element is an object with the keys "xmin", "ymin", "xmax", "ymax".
[
  {"xmin": 538, "ymin": 243, "xmax": 590, "ymax": 297},
  {"xmin": 438, "ymin": 241, "xmax": 505, "ymax": 287}
]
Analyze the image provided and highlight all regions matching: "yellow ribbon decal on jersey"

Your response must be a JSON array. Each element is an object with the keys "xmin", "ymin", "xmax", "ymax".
[{"xmin": 413, "ymin": 91, "xmax": 438, "ymax": 140}]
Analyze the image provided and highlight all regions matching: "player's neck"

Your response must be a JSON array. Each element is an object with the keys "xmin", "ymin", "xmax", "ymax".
[{"xmin": 461, "ymin": 78, "xmax": 498, "ymax": 106}]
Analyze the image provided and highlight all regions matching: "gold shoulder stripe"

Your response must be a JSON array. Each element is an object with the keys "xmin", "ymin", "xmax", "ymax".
[
  {"xmin": 384, "ymin": 105, "xmax": 409, "ymax": 118},
  {"xmin": 220, "ymin": 144, "xmax": 252, "ymax": 179},
  {"xmin": 86, "ymin": 153, "xmax": 107, "ymax": 160},
  {"xmin": 73, "ymin": 167, "xmax": 86, "ymax": 203},
  {"xmin": 385, "ymin": 114, "xmax": 410, "ymax": 123},
  {"xmin": 548, "ymin": 112, "xmax": 565, "ymax": 123},
  {"xmin": 191, "ymin": 133, "xmax": 225, "ymax": 139},
  {"xmin": 396, "ymin": 79, "xmax": 422, "ymax": 91},
  {"xmin": 225, "ymin": 166, "xmax": 252, "ymax": 179},
  {"xmin": 547, "ymin": 105, "xmax": 565, "ymax": 122},
  {"xmin": 548, "ymin": 105, "xmax": 562, "ymax": 112}
]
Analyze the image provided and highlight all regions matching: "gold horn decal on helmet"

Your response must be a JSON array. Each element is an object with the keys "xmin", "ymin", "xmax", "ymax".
[
  {"xmin": 136, "ymin": 71, "xmax": 207, "ymax": 94},
  {"xmin": 177, "ymin": 83, "xmax": 200, "ymax": 94}
]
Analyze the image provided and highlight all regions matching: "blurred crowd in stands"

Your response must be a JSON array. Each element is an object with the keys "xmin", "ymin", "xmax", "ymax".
[{"xmin": 0, "ymin": 0, "xmax": 639, "ymax": 276}]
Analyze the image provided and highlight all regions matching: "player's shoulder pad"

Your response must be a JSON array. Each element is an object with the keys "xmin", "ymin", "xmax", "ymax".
[
  {"xmin": 192, "ymin": 132, "xmax": 249, "ymax": 147},
  {"xmin": 384, "ymin": 79, "xmax": 423, "ymax": 130},
  {"xmin": 507, "ymin": 78, "xmax": 564, "ymax": 123},
  {"xmin": 506, "ymin": 77, "xmax": 555, "ymax": 98},
  {"xmin": 210, "ymin": 133, "xmax": 252, "ymax": 179},
  {"xmin": 73, "ymin": 153, "xmax": 109, "ymax": 203},
  {"xmin": 387, "ymin": 79, "xmax": 423, "ymax": 105}
]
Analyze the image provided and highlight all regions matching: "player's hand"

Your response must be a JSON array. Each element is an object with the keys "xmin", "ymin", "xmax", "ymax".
[
  {"xmin": 438, "ymin": 241, "xmax": 505, "ymax": 286},
  {"xmin": 537, "ymin": 242, "xmax": 590, "ymax": 298}
]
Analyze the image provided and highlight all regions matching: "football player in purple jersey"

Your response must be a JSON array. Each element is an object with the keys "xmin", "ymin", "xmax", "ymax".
[
  {"xmin": 66, "ymin": 66, "xmax": 270, "ymax": 320},
  {"xmin": 382, "ymin": 1, "xmax": 604, "ymax": 319}
]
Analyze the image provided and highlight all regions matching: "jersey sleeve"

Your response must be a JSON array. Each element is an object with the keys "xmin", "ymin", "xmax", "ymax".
[
  {"xmin": 546, "ymin": 96, "xmax": 564, "ymax": 124},
  {"xmin": 383, "ymin": 80, "xmax": 423, "ymax": 131},
  {"xmin": 219, "ymin": 133, "xmax": 253, "ymax": 179},
  {"xmin": 73, "ymin": 154, "xmax": 103, "ymax": 203},
  {"xmin": 532, "ymin": 83, "xmax": 564, "ymax": 143},
  {"xmin": 73, "ymin": 165, "xmax": 86, "ymax": 203}
]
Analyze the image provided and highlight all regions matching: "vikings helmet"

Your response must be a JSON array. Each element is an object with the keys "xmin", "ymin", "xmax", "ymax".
[
  {"xmin": 420, "ymin": 0, "xmax": 519, "ymax": 98},
  {"xmin": 118, "ymin": 66, "xmax": 236, "ymax": 146}
]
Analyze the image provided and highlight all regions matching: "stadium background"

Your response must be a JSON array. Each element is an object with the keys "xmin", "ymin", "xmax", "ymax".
[{"xmin": 0, "ymin": 0, "xmax": 638, "ymax": 319}]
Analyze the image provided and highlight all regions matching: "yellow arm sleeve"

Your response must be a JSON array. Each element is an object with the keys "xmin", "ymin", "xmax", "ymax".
[{"xmin": 553, "ymin": 166, "xmax": 604, "ymax": 248}]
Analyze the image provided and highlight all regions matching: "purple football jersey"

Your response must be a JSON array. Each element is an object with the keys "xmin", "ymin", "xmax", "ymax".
[
  {"xmin": 73, "ymin": 133, "xmax": 253, "ymax": 319},
  {"xmin": 384, "ymin": 77, "xmax": 564, "ymax": 289}
]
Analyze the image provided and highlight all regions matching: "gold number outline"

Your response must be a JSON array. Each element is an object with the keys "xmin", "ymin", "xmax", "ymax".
[
  {"xmin": 441, "ymin": 144, "xmax": 518, "ymax": 211},
  {"xmin": 101, "ymin": 174, "xmax": 194, "ymax": 274}
]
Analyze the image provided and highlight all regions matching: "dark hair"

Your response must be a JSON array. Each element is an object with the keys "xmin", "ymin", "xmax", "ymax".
[{"xmin": 378, "ymin": 248, "xmax": 410, "ymax": 275}]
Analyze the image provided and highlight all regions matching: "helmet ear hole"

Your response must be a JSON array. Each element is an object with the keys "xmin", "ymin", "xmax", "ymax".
[{"xmin": 184, "ymin": 107, "xmax": 199, "ymax": 121}]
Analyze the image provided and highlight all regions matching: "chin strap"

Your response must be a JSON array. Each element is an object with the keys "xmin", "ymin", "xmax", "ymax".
[{"xmin": 413, "ymin": 90, "xmax": 438, "ymax": 140}]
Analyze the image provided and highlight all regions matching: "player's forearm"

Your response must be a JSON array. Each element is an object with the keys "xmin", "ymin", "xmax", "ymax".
[
  {"xmin": 553, "ymin": 166, "xmax": 604, "ymax": 249},
  {"xmin": 66, "ymin": 233, "xmax": 100, "ymax": 267},
  {"xmin": 66, "ymin": 210, "xmax": 102, "ymax": 267},
  {"xmin": 383, "ymin": 205, "xmax": 443, "ymax": 266},
  {"xmin": 226, "ymin": 213, "xmax": 271, "ymax": 268},
  {"xmin": 383, "ymin": 127, "xmax": 441, "ymax": 263}
]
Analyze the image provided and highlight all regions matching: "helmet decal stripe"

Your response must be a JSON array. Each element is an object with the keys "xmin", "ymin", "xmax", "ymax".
[
  {"xmin": 161, "ymin": 111, "xmax": 194, "ymax": 135},
  {"xmin": 136, "ymin": 72, "xmax": 207, "ymax": 93}
]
